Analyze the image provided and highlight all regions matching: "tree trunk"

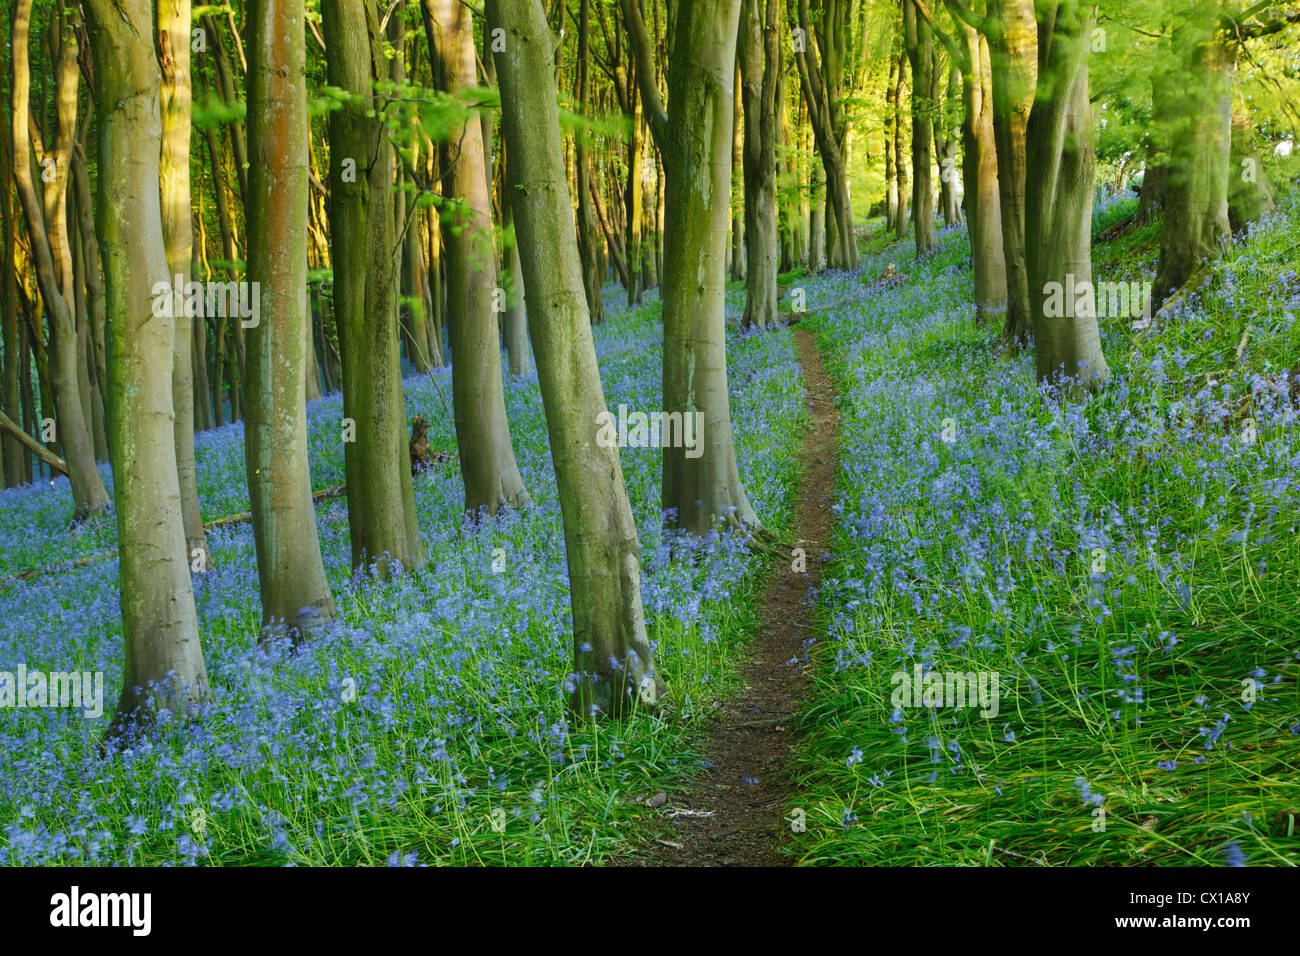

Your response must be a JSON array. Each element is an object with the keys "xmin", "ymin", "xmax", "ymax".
[
  {"xmin": 624, "ymin": 0, "xmax": 760, "ymax": 533},
  {"xmin": 11, "ymin": 0, "xmax": 109, "ymax": 518},
  {"xmin": 740, "ymin": 0, "xmax": 781, "ymax": 329},
  {"xmin": 503, "ymin": 209, "xmax": 530, "ymax": 376},
  {"xmin": 1152, "ymin": 2, "xmax": 1231, "ymax": 309},
  {"xmin": 904, "ymin": 0, "xmax": 938, "ymax": 257},
  {"xmin": 322, "ymin": 0, "xmax": 428, "ymax": 577},
  {"xmin": 983, "ymin": 0, "xmax": 1036, "ymax": 345},
  {"xmin": 426, "ymin": 0, "xmax": 530, "ymax": 516},
  {"xmin": 937, "ymin": 56, "xmax": 962, "ymax": 227},
  {"xmin": 892, "ymin": 46, "xmax": 911, "ymax": 238},
  {"xmin": 244, "ymin": 0, "xmax": 337, "ymax": 637},
  {"xmin": 792, "ymin": 0, "xmax": 858, "ymax": 270},
  {"xmin": 159, "ymin": 0, "xmax": 212, "ymax": 573},
  {"xmin": 84, "ymin": 0, "xmax": 212, "ymax": 735},
  {"xmin": 1, "ymin": 106, "xmax": 25, "ymax": 486},
  {"xmin": 490, "ymin": 0, "xmax": 664, "ymax": 717},
  {"xmin": 958, "ymin": 23, "xmax": 1006, "ymax": 321},
  {"xmin": 1228, "ymin": 106, "xmax": 1276, "ymax": 231},
  {"xmin": 1025, "ymin": 0, "xmax": 1109, "ymax": 390}
]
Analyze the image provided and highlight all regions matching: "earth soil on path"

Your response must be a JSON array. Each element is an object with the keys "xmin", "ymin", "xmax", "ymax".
[{"xmin": 626, "ymin": 326, "xmax": 840, "ymax": 866}]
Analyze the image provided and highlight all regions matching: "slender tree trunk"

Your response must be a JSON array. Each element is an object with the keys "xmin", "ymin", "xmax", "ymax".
[
  {"xmin": 322, "ymin": 0, "xmax": 428, "ymax": 577},
  {"xmin": 809, "ymin": 157, "xmax": 827, "ymax": 272},
  {"xmin": 792, "ymin": 0, "xmax": 858, "ymax": 269},
  {"xmin": 159, "ymin": 0, "xmax": 212, "ymax": 573},
  {"xmin": 503, "ymin": 203, "xmax": 530, "ymax": 376},
  {"xmin": 983, "ymin": 0, "xmax": 1035, "ymax": 345},
  {"xmin": 885, "ymin": 49, "xmax": 900, "ymax": 233},
  {"xmin": 575, "ymin": 0, "xmax": 605, "ymax": 324},
  {"xmin": 730, "ymin": 63, "xmax": 746, "ymax": 282},
  {"xmin": 244, "ymin": 0, "xmax": 337, "ymax": 636},
  {"xmin": 904, "ymin": 0, "xmax": 938, "ymax": 257},
  {"xmin": 937, "ymin": 56, "xmax": 962, "ymax": 226},
  {"xmin": 740, "ymin": 0, "xmax": 780, "ymax": 329},
  {"xmin": 84, "ymin": 0, "xmax": 212, "ymax": 735},
  {"xmin": 893, "ymin": 46, "xmax": 911, "ymax": 238},
  {"xmin": 1, "ymin": 106, "xmax": 25, "ymax": 486},
  {"xmin": 959, "ymin": 23, "xmax": 1006, "ymax": 321},
  {"xmin": 490, "ymin": 0, "xmax": 664, "ymax": 716},
  {"xmin": 426, "ymin": 0, "xmax": 530, "ymax": 515},
  {"xmin": 11, "ymin": 0, "xmax": 108, "ymax": 518},
  {"xmin": 1025, "ymin": 0, "xmax": 1109, "ymax": 390}
]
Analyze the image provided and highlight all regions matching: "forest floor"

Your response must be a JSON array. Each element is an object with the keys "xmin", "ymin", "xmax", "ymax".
[{"xmin": 628, "ymin": 327, "xmax": 839, "ymax": 866}]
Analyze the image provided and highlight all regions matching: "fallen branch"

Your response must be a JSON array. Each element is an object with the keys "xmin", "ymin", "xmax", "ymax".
[
  {"xmin": 1, "ymin": 482, "xmax": 350, "ymax": 587},
  {"xmin": 1093, "ymin": 212, "xmax": 1136, "ymax": 244},
  {"xmin": 0, "ymin": 408, "xmax": 67, "ymax": 477}
]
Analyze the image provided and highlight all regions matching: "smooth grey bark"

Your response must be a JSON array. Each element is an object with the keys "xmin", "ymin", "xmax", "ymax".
[
  {"xmin": 84, "ymin": 0, "xmax": 212, "ymax": 735},
  {"xmin": 426, "ymin": 0, "xmax": 530, "ymax": 516},
  {"xmin": 917, "ymin": 0, "xmax": 1007, "ymax": 319},
  {"xmin": 489, "ymin": 0, "xmax": 664, "ymax": 717},
  {"xmin": 323, "ymin": 0, "xmax": 428, "ymax": 577},
  {"xmin": 11, "ymin": 0, "xmax": 109, "ymax": 519},
  {"xmin": 740, "ymin": 0, "xmax": 781, "ymax": 329},
  {"xmin": 623, "ymin": 0, "xmax": 760, "ymax": 533},
  {"xmin": 159, "ymin": 0, "xmax": 212, "ymax": 574},
  {"xmin": 1152, "ymin": 2, "xmax": 1231, "ymax": 308},
  {"xmin": 1025, "ymin": 0, "xmax": 1109, "ymax": 390},
  {"xmin": 792, "ymin": 0, "xmax": 859, "ymax": 270},
  {"xmin": 244, "ymin": 0, "xmax": 337, "ymax": 637},
  {"xmin": 946, "ymin": 0, "xmax": 1035, "ymax": 344}
]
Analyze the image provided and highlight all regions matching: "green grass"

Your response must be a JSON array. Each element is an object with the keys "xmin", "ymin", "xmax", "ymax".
[{"xmin": 783, "ymin": 188, "xmax": 1300, "ymax": 866}]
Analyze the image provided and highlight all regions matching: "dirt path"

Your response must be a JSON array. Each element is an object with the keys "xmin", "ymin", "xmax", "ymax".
[{"xmin": 631, "ymin": 326, "xmax": 839, "ymax": 866}]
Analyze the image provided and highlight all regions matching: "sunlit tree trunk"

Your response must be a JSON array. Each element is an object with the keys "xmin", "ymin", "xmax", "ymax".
[
  {"xmin": 623, "ymin": 0, "xmax": 759, "ymax": 532},
  {"xmin": 1152, "ymin": 1, "xmax": 1231, "ymax": 308},
  {"xmin": 426, "ymin": 0, "xmax": 530, "ymax": 515},
  {"xmin": 159, "ymin": 0, "xmax": 211, "ymax": 572},
  {"xmin": 84, "ymin": 0, "xmax": 212, "ymax": 735},
  {"xmin": 244, "ymin": 0, "xmax": 337, "ymax": 636},
  {"xmin": 793, "ymin": 0, "xmax": 858, "ymax": 270},
  {"xmin": 490, "ymin": 0, "xmax": 664, "ymax": 716},
  {"xmin": 11, "ymin": 0, "xmax": 108, "ymax": 519}
]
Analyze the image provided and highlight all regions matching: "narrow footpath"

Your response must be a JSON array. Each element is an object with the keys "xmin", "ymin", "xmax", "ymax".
[{"xmin": 634, "ymin": 326, "xmax": 840, "ymax": 866}]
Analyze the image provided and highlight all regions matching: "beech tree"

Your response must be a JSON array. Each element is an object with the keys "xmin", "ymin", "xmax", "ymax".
[
  {"xmin": 792, "ymin": 0, "xmax": 862, "ymax": 270},
  {"xmin": 622, "ymin": 0, "xmax": 761, "ymax": 533},
  {"xmin": 915, "ymin": 0, "xmax": 1007, "ymax": 319},
  {"xmin": 244, "ymin": 0, "xmax": 337, "ymax": 637},
  {"xmin": 158, "ymin": 0, "xmax": 212, "ymax": 573},
  {"xmin": 903, "ymin": 0, "xmax": 939, "ymax": 257},
  {"xmin": 945, "ymin": 0, "xmax": 1037, "ymax": 344},
  {"xmin": 322, "ymin": 0, "xmax": 428, "ymax": 576},
  {"xmin": 84, "ymin": 0, "xmax": 212, "ymax": 734},
  {"xmin": 425, "ymin": 0, "xmax": 530, "ymax": 516},
  {"xmin": 1024, "ymin": 0, "xmax": 1109, "ymax": 389},
  {"xmin": 740, "ymin": 0, "xmax": 783, "ymax": 329},
  {"xmin": 489, "ymin": 0, "xmax": 665, "ymax": 716},
  {"xmin": 11, "ymin": 0, "xmax": 109, "ymax": 519}
]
